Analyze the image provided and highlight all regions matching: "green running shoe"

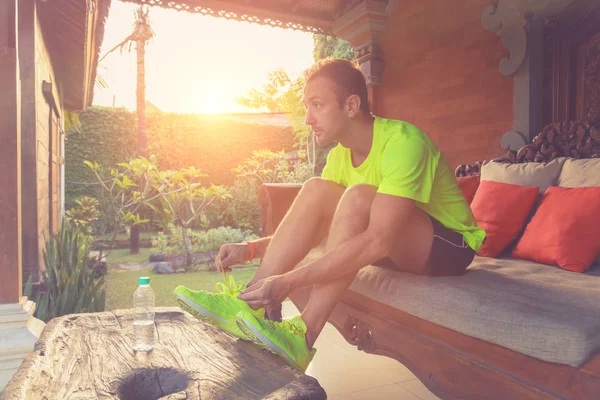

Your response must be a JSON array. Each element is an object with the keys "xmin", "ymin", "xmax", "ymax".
[
  {"xmin": 174, "ymin": 277, "xmax": 264, "ymax": 340},
  {"xmin": 236, "ymin": 310, "xmax": 316, "ymax": 372}
]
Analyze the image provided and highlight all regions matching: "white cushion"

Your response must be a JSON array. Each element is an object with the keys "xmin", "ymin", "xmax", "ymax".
[
  {"xmin": 558, "ymin": 158, "xmax": 600, "ymax": 187},
  {"xmin": 480, "ymin": 158, "xmax": 566, "ymax": 193}
]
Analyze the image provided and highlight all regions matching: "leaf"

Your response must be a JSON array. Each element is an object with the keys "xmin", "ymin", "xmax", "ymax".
[
  {"xmin": 23, "ymin": 275, "xmax": 33, "ymax": 298},
  {"xmin": 121, "ymin": 175, "xmax": 137, "ymax": 187},
  {"xmin": 34, "ymin": 223, "xmax": 105, "ymax": 322}
]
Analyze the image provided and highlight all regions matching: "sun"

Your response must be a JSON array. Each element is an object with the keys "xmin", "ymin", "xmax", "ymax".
[{"xmin": 200, "ymin": 94, "xmax": 227, "ymax": 114}]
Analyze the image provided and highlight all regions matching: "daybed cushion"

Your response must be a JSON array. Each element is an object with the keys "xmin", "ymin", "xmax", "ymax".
[
  {"xmin": 480, "ymin": 158, "xmax": 566, "ymax": 193},
  {"xmin": 456, "ymin": 175, "xmax": 480, "ymax": 204},
  {"xmin": 298, "ymin": 247, "xmax": 600, "ymax": 368},
  {"xmin": 558, "ymin": 158, "xmax": 600, "ymax": 187},
  {"xmin": 470, "ymin": 180, "xmax": 539, "ymax": 258},
  {"xmin": 512, "ymin": 186, "xmax": 600, "ymax": 273},
  {"xmin": 557, "ymin": 158, "xmax": 600, "ymax": 265}
]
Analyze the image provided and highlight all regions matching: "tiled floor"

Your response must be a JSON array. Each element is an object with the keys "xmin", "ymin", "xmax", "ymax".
[{"xmin": 281, "ymin": 301, "xmax": 440, "ymax": 400}]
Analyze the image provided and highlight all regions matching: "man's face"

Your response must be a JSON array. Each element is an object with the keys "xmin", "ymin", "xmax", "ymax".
[{"xmin": 302, "ymin": 76, "xmax": 348, "ymax": 147}]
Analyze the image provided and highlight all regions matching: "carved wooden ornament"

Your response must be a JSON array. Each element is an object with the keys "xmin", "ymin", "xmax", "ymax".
[
  {"xmin": 344, "ymin": 316, "xmax": 376, "ymax": 352},
  {"xmin": 481, "ymin": 1, "xmax": 528, "ymax": 77}
]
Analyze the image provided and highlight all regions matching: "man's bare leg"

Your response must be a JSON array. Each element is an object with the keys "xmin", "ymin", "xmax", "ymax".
[
  {"xmin": 249, "ymin": 178, "xmax": 345, "ymax": 318},
  {"xmin": 301, "ymin": 185, "xmax": 434, "ymax": 348}
]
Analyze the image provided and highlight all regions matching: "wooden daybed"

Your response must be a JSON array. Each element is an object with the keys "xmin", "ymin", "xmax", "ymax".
[{"xmin": 258, "ymin": 121, "xmax": 600, "ymax": 400}]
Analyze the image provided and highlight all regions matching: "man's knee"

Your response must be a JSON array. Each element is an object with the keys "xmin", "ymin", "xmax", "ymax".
[
  {"xmin": 300, "ymin": 177, "xmax": 345, "ymax": 200},
  {"xmin": 295, "ymin": 178, "xmax": 345, "ymax": 217},
  {"xmin": 339, "ymin": 184, "xmax": 377, "ymax": 214}
]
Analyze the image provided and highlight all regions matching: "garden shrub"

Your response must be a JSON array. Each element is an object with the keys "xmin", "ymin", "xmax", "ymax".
[{"xmin": 151, "ymin": 225, "xmax": 259, "ymax": 257}]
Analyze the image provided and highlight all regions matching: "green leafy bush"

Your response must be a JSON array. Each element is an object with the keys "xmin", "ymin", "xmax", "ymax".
[
  {"xmin": 150, "ymin": 225, "xmax": 182, "ymax": 256},
  {"xmin": 228, "ymin": 149, "xmax": 312, "ymax": 232},
  {"xmin": 150, "ymin": 226, "xmax": 259, "ymax": 257},
  {"xmin": 227, "ymin": 178, "xmax": 261, "ymax": 233},
  {"xmin": 65, "ymin": 107, "xmax": 137, "ymax": 210},
  {"xmin": 201, "ymin": 227, "xmax": 258, "ymax": 253},
  {"xmin": 24, "ymin": 224, "xmax": 106, "ymax": 323},
  {"xmin": 66, "ymin": 107, "xmax": 296, "ymax": 208},
  {"xmin": 65, "ymin": 196, "xmax": 101, "ymax": 239}
]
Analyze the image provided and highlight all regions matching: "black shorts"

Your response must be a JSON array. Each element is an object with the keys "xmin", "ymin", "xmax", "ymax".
[{"xmin": 375, "ymin": 216, "xmax": 476, "ymax": 277}]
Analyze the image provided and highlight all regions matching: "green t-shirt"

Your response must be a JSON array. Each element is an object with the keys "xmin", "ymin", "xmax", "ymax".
[{"xmin": 321, "ymin": 117, "xmax": 486, "ymax": 252}]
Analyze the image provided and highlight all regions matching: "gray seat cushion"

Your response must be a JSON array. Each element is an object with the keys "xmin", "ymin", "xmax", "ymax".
[{"xmin": 298, "ymin": 248, "xmax": 600, "ymax": 367}]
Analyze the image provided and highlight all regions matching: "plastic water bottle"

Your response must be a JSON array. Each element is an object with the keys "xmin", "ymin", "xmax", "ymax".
[{"xmin": 133, "ymin": 276, "xmax": 155, "ymax": 351}]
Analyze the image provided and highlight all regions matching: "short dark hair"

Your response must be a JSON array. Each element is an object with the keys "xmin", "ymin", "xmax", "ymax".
[{"xmin": 303, "ymin": 58, "xmax": 370, "ymax": 114}]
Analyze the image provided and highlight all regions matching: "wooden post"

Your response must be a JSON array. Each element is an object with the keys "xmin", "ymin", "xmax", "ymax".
[
  {"xmin": 0, "ymin": 1, "xmax": 44, "ymax": 391},
  {"xmin": 332, "ymin": 0, "xmax": 392, "ymax": 110},
  {"xmin": 19, "ymin": 0, "xmax": 39, "ymax": 284},
  {"xmin": 0, "ymin": 0, "xmax": 21, "ymax": 305}
]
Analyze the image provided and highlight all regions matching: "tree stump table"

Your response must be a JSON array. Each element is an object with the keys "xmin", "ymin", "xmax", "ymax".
[{"xmin": 1, "ymin": 307, "xmax": 326, "ymax": 400}]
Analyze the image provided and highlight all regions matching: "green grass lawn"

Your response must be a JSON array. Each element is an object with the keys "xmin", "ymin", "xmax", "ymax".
[
  {"xmin": 106, "ymin": 248, "xmax": 154, "ymax": 264},
  {"xmin": 105, "ymin": 268, "xmax": 258, "ymax": 310},
  {"xmin": 98, "ymin": 232, "xmax": 155, "ymax": 241}
]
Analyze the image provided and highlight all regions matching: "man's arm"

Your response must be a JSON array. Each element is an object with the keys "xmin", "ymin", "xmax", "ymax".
[
  {"xmin": 216, "ymin": 236, "xmax": 272, "ymax": 272},
  {"xmin": 249, "ymin": 236, "xmax": 271, "ymax": 259}
]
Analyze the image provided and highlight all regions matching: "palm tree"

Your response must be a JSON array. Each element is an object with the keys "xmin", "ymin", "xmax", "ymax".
[
  {"xmin": 100, "ymin": 5, "xmax": 154, "ymax": 156},
  {"xmin": 100, "ymin": 5, "xmax": 154, "ymax": 253}
]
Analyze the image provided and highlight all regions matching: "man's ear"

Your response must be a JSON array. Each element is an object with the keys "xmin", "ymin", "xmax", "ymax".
[{"xmin": 345, "ymin": 94, "xmax": 361, "ymax": 117}]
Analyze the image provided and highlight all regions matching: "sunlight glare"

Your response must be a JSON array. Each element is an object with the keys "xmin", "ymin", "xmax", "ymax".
[
  {"xmin": 93, "ymin": 2, "xmax": 315, "ymax": 114},
  {"xmin": 201, "ymin": 94, "xmax": 226, "ymax": 114}
]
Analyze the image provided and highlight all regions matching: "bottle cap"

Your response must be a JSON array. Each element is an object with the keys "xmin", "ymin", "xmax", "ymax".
[{"xmin": 139, "ymin": 277, "xmax": 150, "ymax": 285}]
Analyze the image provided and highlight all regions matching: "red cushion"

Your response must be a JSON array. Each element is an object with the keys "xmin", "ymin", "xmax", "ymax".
[
  {"xmin": 470, "ymin": 180, "xmax": 539, "ymax": 258},
  {"xmin": 456, "ymin": 175, "xmax": 480, "ymax": 204},
  {"xmin": 512, "ymin": 186, "xmax": 600, "ymax": 273}
]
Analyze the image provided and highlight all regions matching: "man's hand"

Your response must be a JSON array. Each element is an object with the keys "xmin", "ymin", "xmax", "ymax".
[
  {"xmin": 215, "ymin": 243, "xmax": 251, "ymax": 273},
  {"xmin": 237, "ymin": 275, "xmax": 292, "ymax": 309}
]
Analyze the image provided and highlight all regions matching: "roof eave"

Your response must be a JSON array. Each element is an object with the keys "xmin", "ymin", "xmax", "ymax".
[
  {"xmin": 119, "ymin": 0, "xmax": 336, "ymax": 35},
  {"xmin": 50, "ymin": 0, "xmax": 112, "ymax": 111}
]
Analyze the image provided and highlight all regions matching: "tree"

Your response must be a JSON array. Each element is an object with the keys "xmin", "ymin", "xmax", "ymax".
[
  {"xmin": 235, "ymin": 69, "xmax": 291, "ymax": 113},
  {"xmin": 235, "ymin": 35, "xmax": 355, "ymax": 177},
  {"xmin": 86, "ymin": 158, "xmax": 231, "ymax": 270},
  {"xmin": 99, "ymin": 5, "xmax": 155, "ymax": 254},
  {"xmin": 235, "ymin": 69, "xmax": 333, "ymax": 177},
  {"xmin": 84, "ymin": 157, "xmax": 160, "ymax": 262},
  {"xmin": 312, "ymin": 34, "xmax": 355, "ymax": 61},
  {"xmin": 236, "ymin": 71, "xmax": 318, "ymax": 173},
  {"xmin": 150, "ymin": 167, "xmax": 231, "ymax": 269}
]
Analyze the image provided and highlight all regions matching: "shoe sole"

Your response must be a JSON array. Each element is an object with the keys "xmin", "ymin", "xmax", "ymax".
[
  {"xmin": 176, "ymin": 295, "xmax": 250, "ymax": 341},
  {"xmin": 176, "ymin": 294, "xmax": 230, "ymax": 324},
  {"xmin": 236, "ymin": 316, "xmax": 304, "ymax": 372}
]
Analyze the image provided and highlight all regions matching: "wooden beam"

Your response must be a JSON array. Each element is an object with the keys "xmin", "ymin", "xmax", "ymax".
[
  {"xmin": 19, "ymin": 0, "xmax": 39, "ymax": 283},
  {"xmin": 334, "ymin": 0, "xmax": 350, "ymax": 20},
  {"xmin": 0, "ymin": 0, "xmax": 22, "ymax": 304},
  {"xmin": 291, "ymin": 0, "xmax": 301, "ymax": 14},
  {"xmin": 120, "ymin": 0, "xmax": 334, "ymax": 34}
]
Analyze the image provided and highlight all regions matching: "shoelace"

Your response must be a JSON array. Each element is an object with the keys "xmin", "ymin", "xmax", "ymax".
[
  {"xmin": 215, "ymin": 273, "xmax": 246, "ymax": 296},
  {"xmin": 267, "ymin": 317, "xmax": 305, "ymax": 335}
]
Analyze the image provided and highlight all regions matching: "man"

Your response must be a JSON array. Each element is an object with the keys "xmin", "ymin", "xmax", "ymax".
[{"xmin": 175, "ymin": 59, "xmax": 485, "ymax": 372}]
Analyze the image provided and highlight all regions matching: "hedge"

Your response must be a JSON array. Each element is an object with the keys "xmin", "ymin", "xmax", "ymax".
[{"xmin": 65, "ymin": 106, "xmax": 296, "ymax": 208}]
